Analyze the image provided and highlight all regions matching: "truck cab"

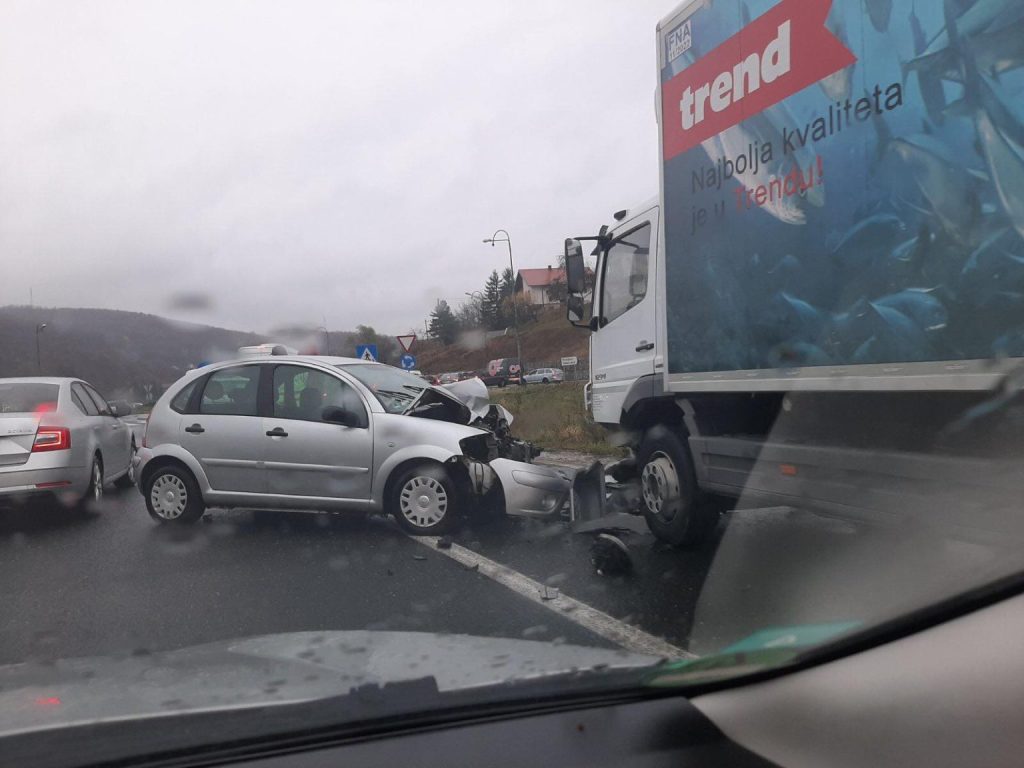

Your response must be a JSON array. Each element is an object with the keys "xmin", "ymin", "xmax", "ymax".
[{"xmin": 584, "ymin": 200, "xmax": 662, "ymax": 428}]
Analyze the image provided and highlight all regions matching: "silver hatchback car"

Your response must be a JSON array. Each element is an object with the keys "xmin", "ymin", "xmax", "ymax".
[
  {"xmin": 0, "ymin": 377, "xmax": 135, "ymax": 508},
  {"xmin": 134, "ymin": 356, "xmax": 573, "ymax": 533}
]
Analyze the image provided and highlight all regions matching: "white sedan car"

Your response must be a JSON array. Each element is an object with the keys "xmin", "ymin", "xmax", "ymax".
[
  {"xmin": 521, "ymin": 368, "xmax": 564, "ymax": 384},
  {"xmin": 0, "ymin": 378, "xmax": 135, "ymax": 509}
]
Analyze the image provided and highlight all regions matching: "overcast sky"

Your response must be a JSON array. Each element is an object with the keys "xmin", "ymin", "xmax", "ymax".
[{"xmin": 0, "ymin": 0, "xmax": 665, "ymax": 335}]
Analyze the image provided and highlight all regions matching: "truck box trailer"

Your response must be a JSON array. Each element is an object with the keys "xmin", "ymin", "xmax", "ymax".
[{"xmin": 565, "ymin": 0, "xmax": 1024, "ymax": 545}]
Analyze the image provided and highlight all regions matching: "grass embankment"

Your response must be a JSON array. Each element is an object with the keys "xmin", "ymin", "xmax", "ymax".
[
  {"xmin": 490, "ymin": 381, "xmax": 622, "ymax": 456},
  {"xmin": 416, "ymin": 306, "xmax": 589, "ymax": 375}
]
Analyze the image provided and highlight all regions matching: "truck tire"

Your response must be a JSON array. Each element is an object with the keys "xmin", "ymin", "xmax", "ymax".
[{"xmin": 636, "ymin": 426, "xmax": 716, "ymax": 546}]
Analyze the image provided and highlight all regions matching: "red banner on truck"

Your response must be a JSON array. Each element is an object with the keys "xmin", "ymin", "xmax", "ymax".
[{"xmin": 661, "ymin": 0, "xmax": 855, "ymax": 161}]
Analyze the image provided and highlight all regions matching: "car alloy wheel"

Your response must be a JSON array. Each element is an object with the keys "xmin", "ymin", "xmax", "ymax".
[{"xmin": 91, "ymin": 460, "xmax": 104, "ymax": 502}]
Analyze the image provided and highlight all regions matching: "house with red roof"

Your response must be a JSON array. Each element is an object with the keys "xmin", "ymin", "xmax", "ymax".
[{"xmin": 515, "ymin": 265, "xmax": 566, "ymax": 306}]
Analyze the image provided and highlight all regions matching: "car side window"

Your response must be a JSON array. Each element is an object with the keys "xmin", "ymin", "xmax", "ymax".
[
  {"xmin": 82, "ymin": 384, "xmax": 112, "ymax": 416},
  {"xmin": 71, "ymin": 383, "xmax": 100, "ymax": 416},
  {"xmin": 69, "ymin": 385, "xmax": 93, "ymax": 416},
  {"xmin": 199, "ymin": 367, "xmax": 260, "ymax": 416},
  {"xmin": 170, "ymin": 380, "xmax": 199, "ymax": 414},
  {"xmin": 273, "ymin": 365, "xmax": 366, "ymax": 424},
  {"xmin": 600, "ymin": 222, "xmax": 651, "ymax": 326}
]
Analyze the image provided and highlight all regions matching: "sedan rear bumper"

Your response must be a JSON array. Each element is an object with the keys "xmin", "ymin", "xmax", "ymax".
[{"xmin": 0, "ymin": 465, "xmax": 89, "ymax": 501}]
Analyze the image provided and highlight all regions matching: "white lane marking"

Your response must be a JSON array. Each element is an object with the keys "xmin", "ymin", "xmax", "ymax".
[{"xmin": 411, "ymin": 535, "xmax": 696, "ymax": 660}]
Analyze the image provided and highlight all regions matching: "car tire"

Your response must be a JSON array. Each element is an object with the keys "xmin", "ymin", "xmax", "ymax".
[
  {"xmin": 636, "ymin": 426, "xmax": 717, "ymax": 547},
  {"xmin": 114, "ymin": 440, "xmax": 137, "ymax": 489},
  {"xmin": 389, "ymin": 463, "xmax": 460, "ymax": 535},
  {"xmin": 144, "ymin": 465, "xmax": 205, "ymax": 525},
  {"xmin": 76, "ymin": 454, "xmax": 104, "ymax": 512},
  {"xmin": 541, "ymin": 377, "xmax": 549, "ymax": 384}
]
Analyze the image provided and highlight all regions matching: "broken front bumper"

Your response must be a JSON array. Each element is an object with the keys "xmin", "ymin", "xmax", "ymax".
[{"xmin": 465, "ymin": 458, "xmax": 576, "ymax": 518}]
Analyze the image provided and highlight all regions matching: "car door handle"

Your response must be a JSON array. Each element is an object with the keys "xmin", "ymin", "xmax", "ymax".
[
  {"xmin": 185, "ymin": 424, "xmax": 205, "ymax": 434},
  {"xmin": 266, "ymin": 427, "xmax": 289, "ymax": 438},
  {"xmin": 635, "ymin": 341, "xmax": 655, "ymax": 352}
]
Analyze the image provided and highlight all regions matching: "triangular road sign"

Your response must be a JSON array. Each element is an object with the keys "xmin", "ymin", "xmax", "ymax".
[
  {"xmin": 361, "ymin": 348, "xmax": 375, "ymax": 361},
  {"xmin": 396, "ymin": 334, "xmax": 416, "ymax": 353}
]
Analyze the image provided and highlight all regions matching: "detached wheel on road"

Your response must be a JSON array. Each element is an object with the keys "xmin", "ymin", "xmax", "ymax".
[
  {"xmin": 637, "ymin": 426, "xmax": 717, "ymax": 547},
  {"xmin": 76, "ymin": 454, "xmax": 104, "ymax": 512},
  {"xmin": 144, "ymin": 465, "xmax": 205, "ymax": 524},
  {"xmin": 390, "ymin": 464, "xmax": 459, "ymax": 535}
]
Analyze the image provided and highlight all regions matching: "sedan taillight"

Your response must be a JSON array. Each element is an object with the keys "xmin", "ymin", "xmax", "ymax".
[{"xmin": 32, "ymin": 427, "xmax": 71, "ymax": 452}]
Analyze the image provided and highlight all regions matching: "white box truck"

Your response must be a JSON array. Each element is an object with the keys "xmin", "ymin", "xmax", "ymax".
[{"xmin": 565, "ymin": 0, "xmax": 1024, "ymax": 545}]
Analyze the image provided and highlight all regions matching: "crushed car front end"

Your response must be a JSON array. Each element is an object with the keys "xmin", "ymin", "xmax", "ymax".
[{"xmin": 376, "ymin": 377, "xmax": 574, "ymax": 520}]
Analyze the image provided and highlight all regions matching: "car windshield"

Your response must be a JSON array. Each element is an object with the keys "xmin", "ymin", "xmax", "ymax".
[
  {"xmin": 0, "ymin": 383, "xmax": 59, "ymax": 413},
  {"xmin": 338, "ymin": 363, "xmax": 428, "ymax": 414},
  {"xmin": 3, "ymin": 0, "xmax": 1024, "ymax": 763}
]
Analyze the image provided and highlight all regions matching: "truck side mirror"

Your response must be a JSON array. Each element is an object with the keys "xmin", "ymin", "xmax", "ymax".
[{"xmin": 564, "ymin": 239, "xmax": 585, "ymax": 294}]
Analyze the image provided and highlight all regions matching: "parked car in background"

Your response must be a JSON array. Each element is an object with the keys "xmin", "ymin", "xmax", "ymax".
[
  {"xmin": 134, "ymin": 356, "xmax": 569, "ymax": 532},
  {"xmin": 438, "ymin": 372, "xmax": 459, "ymax": 385},
  {"xmin": 479, "ymin": 358, "xmax": 523, "ymax": 387},
  {"xmin": 457, "ymin": 371, "xmax": 476, "ymax": 381},
  {"xmin": 0, "ymin": 377, "xmax": 136, "ymax": 509},
  {"xmin": 522, "ymin": 368, "xmax": 564, "ymax": 384},
  {"xmin": 109, "ymin": 399, "xmax": 138, "ymax": 415}
]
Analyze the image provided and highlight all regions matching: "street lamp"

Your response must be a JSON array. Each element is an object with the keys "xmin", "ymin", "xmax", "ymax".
[
  {"xmin": 317, "ymin": 318, "xmax": 330, "ymax": 356},
  {"xmin": 464, "ymin": 291, "xmax": 484, "ymax": 329},
  {"xmin": 35, "ymin": 323, "xmax": 47, "ymax": 373},
  {"xmin": 482, "ymin": 229, "xmax": 523, "ymax": 368}
]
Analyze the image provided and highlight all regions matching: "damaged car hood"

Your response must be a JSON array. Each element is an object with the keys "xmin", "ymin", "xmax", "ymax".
[
  {"xmin": 441, "ymin": 378, "xmax": 513, "ymax": 424},
  {"xmin": 408, "ymin": 378, "xmax": 536, "ymax": 462}
]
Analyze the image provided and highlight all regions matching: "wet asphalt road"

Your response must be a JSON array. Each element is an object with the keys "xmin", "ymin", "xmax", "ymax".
[{"xmin": 0, "ymin": 474, "xmax": 1011, "ymax": 665}]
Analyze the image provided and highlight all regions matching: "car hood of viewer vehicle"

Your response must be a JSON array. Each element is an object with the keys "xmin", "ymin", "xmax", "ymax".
[{"xmin": 0, "ymin": 631, "xmax": 656, "ymax": 737}]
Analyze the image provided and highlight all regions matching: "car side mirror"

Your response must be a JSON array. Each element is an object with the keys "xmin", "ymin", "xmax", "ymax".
[
  {"xmin": 109, "ymin": 402, "xmax": 131, "ymax": 418},
  {"xmin": 322, "ymin": 405, "xmax": 366, "ymax": 429}
]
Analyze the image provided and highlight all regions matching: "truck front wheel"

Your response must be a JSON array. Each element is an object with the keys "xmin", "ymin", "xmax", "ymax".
[{"xmin": 636, "ymin": 426, "xmax": 716, "ymax": 546}]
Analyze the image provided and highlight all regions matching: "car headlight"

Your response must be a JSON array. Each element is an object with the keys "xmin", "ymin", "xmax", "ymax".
[{"xmin": 459, "ymin": 433, "xmax": 497, "ymax": 462}]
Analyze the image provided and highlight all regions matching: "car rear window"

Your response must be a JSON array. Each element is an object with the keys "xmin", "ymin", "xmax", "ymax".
[
  {"xmin": 0, "ymin": 383, "xmax": 60, "ymax": 414},
  {"xmin": 199, "ymin": 367, "xmax": 261, "ymax": 416},
  {"xmin": 170, "ymin": 380, "xmax": 199, "ymax": 414}
]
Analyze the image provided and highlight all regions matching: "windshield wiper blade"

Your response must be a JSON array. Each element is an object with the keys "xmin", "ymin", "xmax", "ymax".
[{"xmin": 375, "ymin": 389, "xmax": 415, "ymax": 401}]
